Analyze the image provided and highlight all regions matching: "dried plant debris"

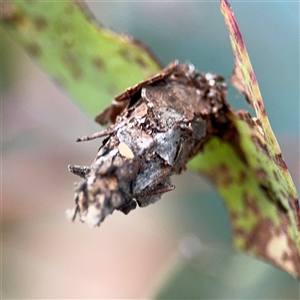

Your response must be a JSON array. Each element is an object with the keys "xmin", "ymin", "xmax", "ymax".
[{"xmin": 67, "ymin": 61, "xmax": 229, "ymax": 227}]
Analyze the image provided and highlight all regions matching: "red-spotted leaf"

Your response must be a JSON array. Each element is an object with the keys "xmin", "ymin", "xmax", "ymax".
[
  {"xmin": 219, "ymin": 0, "xmax": 300, "ymax": 276},
  {"xmin": 188, "ymin": 1, "xmax": 299, "ymax": 278}
]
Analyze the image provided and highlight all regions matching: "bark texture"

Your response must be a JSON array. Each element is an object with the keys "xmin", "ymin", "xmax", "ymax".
[{"xmin": 68, "ymin": 61, "xmax": 228, "ymax": 226}]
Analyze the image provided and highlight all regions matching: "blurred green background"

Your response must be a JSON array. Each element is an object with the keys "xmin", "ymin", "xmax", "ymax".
[{"xmin": 2, "ymin": 1, "xmax": 299, "ymax": 299}]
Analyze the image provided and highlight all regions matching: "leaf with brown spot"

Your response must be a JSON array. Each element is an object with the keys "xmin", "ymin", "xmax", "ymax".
[
  {"xmin": 1, "ymin": 0, "xmax": 161, "ymax": 116},
  {"xmin": 190, "ymin": 0, "xmax": 300, "ymax": 278},
  {"xmin": 188, "ymin": 0, "xmax": 300, "ymax": 279}
]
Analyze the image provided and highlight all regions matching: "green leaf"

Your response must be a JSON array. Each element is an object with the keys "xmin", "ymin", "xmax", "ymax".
[
  {"xmin": 188, "ymin": 0, "xmax": 300, "ymax": 278},
  {"xmin": 1, "ymin": 0, "xmax": 161, "ymax": 116}
]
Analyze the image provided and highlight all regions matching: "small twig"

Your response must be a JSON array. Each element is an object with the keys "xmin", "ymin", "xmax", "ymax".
[
  {"xmin": 76, "ymin": 127, "xmax": 116, "ymax": 142},
  {"xmin": 68, "ymin": 165, "xmax": 90, "ymax": 178}
]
